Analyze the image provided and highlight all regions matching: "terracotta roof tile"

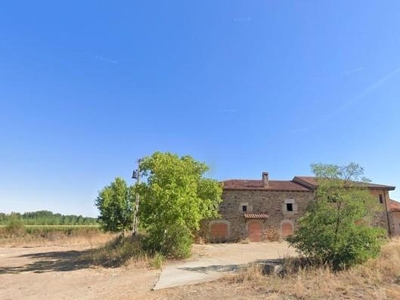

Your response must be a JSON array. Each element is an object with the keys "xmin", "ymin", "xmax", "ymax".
[
  {"xmin": 222, "ymin": 180, "xmax": 310, "ymax": 191},
  {"xmin": 222, "ymin": 176, "xmax": 395, "ymax": 192},
  {"xmin": 390, "ymin": 200, "xmax": 400, "ymax": 212},
  {"xmin": 293, "ymin": 176, "xmax": 395, "ymax": 191},
  {"xmin": 243, "ymin": 213, "xmax": 269, "ymax": 219}
]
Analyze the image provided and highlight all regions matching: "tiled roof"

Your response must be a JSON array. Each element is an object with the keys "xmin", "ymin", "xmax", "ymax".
[
  {"xmin": 222, "ymin": 180, "xmax": 310, "ymax": 191},
  {"xmin": 243, "ymin": 213, "xmax": 269, "ymax": 219},
  {"xmin": 293, "ymin": 176, "xmax": 395, "ymax": 191},
  {"xmin": 390, "ymin": 200, "xmax": 400, "ymax": 212},
  {"xmin": 222, "ymin": 175, "xmax": 395, "ymax": 192}
]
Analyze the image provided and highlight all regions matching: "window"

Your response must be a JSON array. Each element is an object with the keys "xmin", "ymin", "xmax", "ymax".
[
  {"xmin": 283, "ymin": 199, "xmax": 296, "ymax": 213},
  {"xmin": 379, "ymin": 194, "xmax": 384, "ymax": 204},
  {"xmin": 239, "ymin": 202, "xmax": 251, "ymax": 213}
]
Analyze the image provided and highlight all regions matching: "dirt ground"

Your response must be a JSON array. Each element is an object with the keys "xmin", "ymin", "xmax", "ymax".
[{"xmin": 0, "ymin": 242, "xmax": 295, "ymax": 300}]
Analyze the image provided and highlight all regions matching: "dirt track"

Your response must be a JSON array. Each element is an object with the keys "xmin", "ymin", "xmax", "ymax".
[
  {"xmin": 0, "ymin": 245, "xmax": 160, "ymax": 300},
  {"xmin": 0, "ymin": 243, "xmax": 295, "ymax": 299}
]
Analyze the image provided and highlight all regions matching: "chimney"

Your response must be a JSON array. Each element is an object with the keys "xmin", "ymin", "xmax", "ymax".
[{"xmin": 262, "ymin": 172, "xmax": 269, "ymax": 187}]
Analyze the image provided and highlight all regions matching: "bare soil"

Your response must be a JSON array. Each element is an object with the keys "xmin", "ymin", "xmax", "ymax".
[{"xmin": 0, "ymin": 242, "xmax": 294, "ymax": 300}]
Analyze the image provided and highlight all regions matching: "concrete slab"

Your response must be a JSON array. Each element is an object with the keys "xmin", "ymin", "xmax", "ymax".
[
  {"xmin": 153, "ymin": 242, "xmax": 296, "ymax": 290},
  {"xmin": 153, "ymin": 259, "xmax": 231, "ymax": 290}
]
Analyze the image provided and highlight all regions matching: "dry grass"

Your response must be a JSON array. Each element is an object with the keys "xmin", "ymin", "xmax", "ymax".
[
  {"xmin": 81, "ymin": 234, "xmax": 165, "ymax": 269},
  {"xmin": 227, "ymin": 238, "xmax": 400, "ymax": 299},
  {"xmin": 0, "ymin": 225, "xmax": 115, "ymax": 247},
  {"xmin": 0, "ymin": 226, "xmax": 165, "ymax": 270},
  {"xmin": 264, "ymin": 226, "xmax": 281, "ymax": 242}
]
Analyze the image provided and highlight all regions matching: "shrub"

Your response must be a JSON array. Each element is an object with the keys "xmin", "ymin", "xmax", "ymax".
[
  {"xmin": 287, "ymin": 163, "xmax": 386, "ymax": 270},
  {"xmin": 5, "ymin": 215, "xmax": 25, "ymax": 237},
  {"xmin": 87, "ymin": 235, "xmax": 146, "ymax": 267},
  {"xmin": 150, "ymin": 252, "xmax": 164, "ymax": 269},
  {"xmin": 142, "ymin": 225, "xmax": 193, "ymax": 258},
  {"xmin": 264, "ymin": 226, "xmax": 281, "ymax": 242}
]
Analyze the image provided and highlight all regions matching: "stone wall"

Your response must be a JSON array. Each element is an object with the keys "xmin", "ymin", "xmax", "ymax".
[
  {"xmin": 203, "ymin": 187, "xmax": 393, "ymax": 242},
  {"xmin": 389, "ymin": 211, "xmax": 400, "ymax": 236},
  {"xmin": 211, "ymin": 190, "xmax": 314, "ymax": 241},
  {"xmin": 368, "ymin": 189, "xmax": 391, "ymax": 234}
]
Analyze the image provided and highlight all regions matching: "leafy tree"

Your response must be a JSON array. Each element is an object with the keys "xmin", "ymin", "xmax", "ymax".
[
  {"xmin": 137, "ymin": 152, "xmax": 223, "ymax": 258},
  {"xmin": 95, "ymin": 177, "xmax": 135, "ymax": 233},
  {"xmin": 287, "ymin": 163, "xmax": 386, "ymax": 270}
]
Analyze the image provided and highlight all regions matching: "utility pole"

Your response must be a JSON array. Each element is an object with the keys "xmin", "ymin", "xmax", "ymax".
[{"xmin": 132, "ymin": 158, "xmax": 142, "ymax": 236}]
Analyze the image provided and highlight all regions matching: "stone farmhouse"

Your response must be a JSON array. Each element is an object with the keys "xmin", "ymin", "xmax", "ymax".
[
  {"xmin": 390, "ymin": 199, "xmax": 400, "ymax": 236},
  {"xmin": 206, "ymin": 172, "xmax": 398, "ymax": 242}
]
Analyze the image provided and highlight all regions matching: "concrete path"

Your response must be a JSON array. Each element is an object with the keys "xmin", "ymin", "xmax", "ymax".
[{"xmin": 153, "ymin": 242, "xmax": 296, "ymax": 290}]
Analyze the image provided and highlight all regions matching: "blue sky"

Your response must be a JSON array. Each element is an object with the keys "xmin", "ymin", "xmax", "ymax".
[{"xmin": 1, "ymin": 1, "xmax": 400, "ymax": 217}]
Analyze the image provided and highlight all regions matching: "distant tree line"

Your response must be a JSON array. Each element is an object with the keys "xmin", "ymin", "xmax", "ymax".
[{"xmin": 0, "ymin": 210, "xmax": 98, "ymax": 225}]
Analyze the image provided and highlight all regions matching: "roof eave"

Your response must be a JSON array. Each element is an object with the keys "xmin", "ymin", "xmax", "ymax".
[{"xmin": 223, "ymin": 188, "xmax": 312, "ymax": 192}]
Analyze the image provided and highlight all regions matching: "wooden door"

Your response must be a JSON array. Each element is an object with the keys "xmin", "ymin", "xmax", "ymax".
[
  {"xmin": 248, "ymin": 221, "xmax": 262, "ymax": 242},
  {"xmin": 281, "ymin": 222, "xmax": 293, "ymax": 237},
  {"xmin": 210, "ymin": 222, "xmax": 228, "ymax": 240}
]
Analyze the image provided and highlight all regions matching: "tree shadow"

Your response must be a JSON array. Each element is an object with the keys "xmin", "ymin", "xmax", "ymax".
[
  {"xmin": 178, "ymin": 263, "xmax": 244, "ymax": 273},
  {"xmin": 0, "ymin": 236, "xmax": 143, "ymax": 274},
  {"xmin": 0, "ymin": 249, "xmax": 97, "ymax": 274},
  {"xmin": 178, "ymin": 258, "xmax": 286, "ymax": 275}
]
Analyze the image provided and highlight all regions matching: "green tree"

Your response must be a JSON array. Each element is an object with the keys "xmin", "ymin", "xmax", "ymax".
[
  {"xmin": 137, "ymin": 152, "xmax": 222, "ymax": 258},
  {"xmin": 287, "ymin": 163, "xmax": 386, "ymax": 270},
  {"xmin": 95, "ymin": 177, "xmax": 135, "ymax": 233},
  {"xmin": 0, "ymin": 211, "xmax": 98, "ymax": 225}
]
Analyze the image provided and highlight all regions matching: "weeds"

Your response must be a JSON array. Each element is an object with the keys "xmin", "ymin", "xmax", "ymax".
[
  {"xmin": 0, "ymin": 225, "xmax": 111, "ymax": 247},
  {"xmin": 1, "ymin": 226, "xmax": 166, "ymax": 269},
  {"xmin": 240, "ymin": 238, "xmax": 250, "ymax": 244},
  {"xmin": 263, "ymin": 226, "xmax": 281, "ymax": 242},
  {"xmin": 83, "ymin": 234, "xmax": 166, "ymax": 269},
  {"xmin": 150, "ymin": 252, "xmax": 165, "ymax": 269},
  {"xmin": 228, "ymin": 238, "xmax": 400, "ymax": 299},
  {"xmin": 4, "ymin": 216, "xmax": 25, "ymax": 237},
  {"xmin": 86, "ymin": 235, "xmax": 144, "ymax": 267}
]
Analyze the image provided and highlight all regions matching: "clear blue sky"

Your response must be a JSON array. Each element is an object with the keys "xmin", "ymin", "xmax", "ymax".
[{"xmin": 1, "ymin": 1, "xmax": 399, "ymax": 217}]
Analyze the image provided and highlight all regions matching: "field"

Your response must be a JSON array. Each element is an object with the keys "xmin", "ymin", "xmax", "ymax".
[
  {"xmin": 1, "ymin": 228, "xmax": 400, "ymax": 299},
  {"xmin": 0, "ymin": 236, "xmax": 293, "ymax": 300},
  {"xmin": 0, "ymin": 224, "xmax": 107, "ymax": 247}
]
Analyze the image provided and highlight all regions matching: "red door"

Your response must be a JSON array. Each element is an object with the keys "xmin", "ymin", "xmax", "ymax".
[
  {"xmin": 281, "ymin": 222, "xmax": 293, "ymax": 237},
  {"xmin": 248, "ymin": 221, "xmax": 262, "ymax": 242},
  {"xmin": 210, "ymin": 222, "xmax": 228, "ymax": 240}
]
